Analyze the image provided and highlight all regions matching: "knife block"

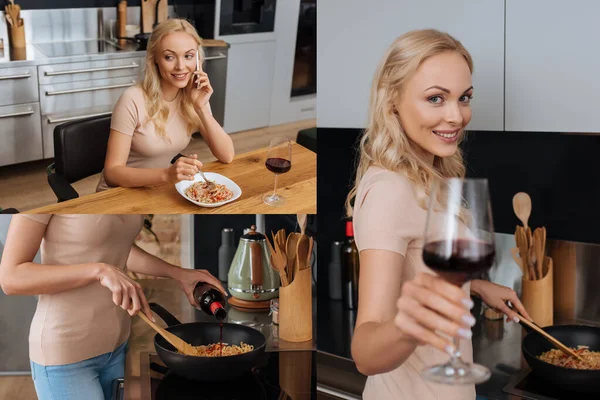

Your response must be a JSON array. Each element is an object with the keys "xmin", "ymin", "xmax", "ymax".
[
  {"xmin": 279, "ymin": 267, "xmax": 312, "ymax": 342},
  {"xmin": 521, "ymin": 256, "xmax": 553, "ymax": 327}
]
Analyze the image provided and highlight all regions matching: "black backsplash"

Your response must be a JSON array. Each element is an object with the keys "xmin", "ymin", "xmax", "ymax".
[
  {"xmin": 193, "ymin": 214, "xmax": 316, "ymax": 278},
  {"xmin": 316, "ymin": 127, "xmax": 600, "ymax": 297}
]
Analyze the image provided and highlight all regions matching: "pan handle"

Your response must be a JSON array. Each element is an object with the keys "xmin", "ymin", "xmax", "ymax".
[{"xmin": 149, "ymin": 303, "xmax": 183, "ymax": 327}]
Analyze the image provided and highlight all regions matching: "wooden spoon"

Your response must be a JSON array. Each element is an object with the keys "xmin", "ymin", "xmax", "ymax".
[
  {"xmin": 138, "ymin": 312, "xmax": 197, "ymax": 356},
  {"xmin": 513, "ymin": 192, "xmax": 532, "ymax": 231},
  {"xmin": 297, "ymin": 214, "xmax": 307, "ymax": 235},
  {"xmin": 295, "ymin": 235, "xmax": 309, "ymax": 278},
  {"xmin": 509, "ymin": 307, "xmax": 586, "ymax": 363}
]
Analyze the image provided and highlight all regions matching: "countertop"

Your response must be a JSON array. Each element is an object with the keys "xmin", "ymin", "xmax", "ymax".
[
  {"xmin": 123, "ymin": 278, "xmax": 316, "ymax": 400},
  {"xmin": 0, "ymin": 39, "xmax": 228, "ymax": 68}
]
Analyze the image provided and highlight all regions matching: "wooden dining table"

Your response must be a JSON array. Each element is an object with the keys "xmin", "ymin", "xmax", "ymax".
[{"xmin": 26, "ymin": 143, "xmax": 316, "ymax": 214}]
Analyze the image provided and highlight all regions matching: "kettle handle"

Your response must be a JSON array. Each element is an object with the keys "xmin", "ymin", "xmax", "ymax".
[{"xmin": 250, "ymin": 242, "xmax": 263, "ymax": 297}]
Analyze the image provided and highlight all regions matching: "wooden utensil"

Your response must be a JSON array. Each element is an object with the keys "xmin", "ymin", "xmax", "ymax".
[
  {"xmin": 510, "ymin": 307, "xmax": 586, "ymax": 363},
  {"xmin": 141, "ymin": 0, "xmax": 155, "ymax": 33},
  {"xmin": 297, "ymin": 214, "xmax": 307, "ymax": 235},
  {"xmin": 286, "ymin": 233, "xmax": 300, "ymax": 283},
  {"xmin": 513, "ymin": 192, "xmax": 532, "ymax": 231},
  {"xmin": 295, "ymin": 235, "xmax": 309, "ymax": 278},
  {"xmin": 510, "ymin": 247, "xmax": 525, "ymax": 276},
  {"xmin": 138, "ymin": 312, "xmax": 196, "ymax": 356},
  {"xmin": 305, "ymin": 237, "xmax": 313, "ymax": 270},
  {"xmin": 268, "ymin": 232, "xmax": 289, "ymax": 286}
]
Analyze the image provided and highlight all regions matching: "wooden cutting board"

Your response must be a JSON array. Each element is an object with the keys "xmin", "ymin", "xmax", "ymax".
[{"xmin": 141, "ymin": 0, "xmax": 169, "ymax": 34}]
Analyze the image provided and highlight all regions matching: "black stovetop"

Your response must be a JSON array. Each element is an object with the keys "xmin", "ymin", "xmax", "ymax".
[
  {"xmin": 503, "ymin": 368, "xmax": 600, "ymax": 400},
  {"xmin": 114, "ymin": 351, "xmax": 316, "ymax": 400}
]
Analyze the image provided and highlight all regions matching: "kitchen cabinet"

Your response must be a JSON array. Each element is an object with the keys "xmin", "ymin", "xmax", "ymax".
[
  {"xmin": 222, "ymin": 40, "xmax": 276, "ymax": 133},
  {"xmin": 505, "ymin": 0, "xmax": 600, "ymax": 132},
  {"xmin": 269, "ymin": 0, "xmax": 316, "ymax": 126},
  {"xmin": 318, "ymin": 0, "xmax": 505, "ymax": 131}
]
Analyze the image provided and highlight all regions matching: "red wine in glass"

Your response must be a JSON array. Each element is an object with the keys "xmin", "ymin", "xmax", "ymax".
[
  {"xmin": 265, "ymin": 157, "xmax": 292, "ymax": 174},
  {"xmin": 263, "ymin": 137, "xmax": 292, "ymax": 206},
  {"xmin": 422, "ymin": 239, "xmax": 495, "ymax": 286},
  {"xmin": 421, "ymin": 178, "xmax": 495, "ymax": 385}
]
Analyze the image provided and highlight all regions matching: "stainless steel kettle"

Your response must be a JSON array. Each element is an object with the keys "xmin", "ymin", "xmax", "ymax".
[{"xmin": 227, "ymin": 225, "xmax": 280, "ymax": 301}]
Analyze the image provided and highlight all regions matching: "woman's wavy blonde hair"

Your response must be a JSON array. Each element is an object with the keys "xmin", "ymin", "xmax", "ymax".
[
  {"xmin": 345, "ymin": 29, "xmax": 473, "ymax": 216},
  {"xmin": 142, "ymin": 18, "xmax": 205, "ymax": 140}
]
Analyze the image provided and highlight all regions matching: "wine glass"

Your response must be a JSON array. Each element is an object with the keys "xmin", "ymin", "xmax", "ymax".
[
  {"xmin": 421, "ymin": 178, "xmax": 496, "ymax": 385},
  {"xmin": 263, "ymin": 137, "xmax": 292, "ymax": 206}
]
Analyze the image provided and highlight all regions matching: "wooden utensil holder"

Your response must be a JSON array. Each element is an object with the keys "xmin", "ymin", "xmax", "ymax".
[
  {"xmin": 9, "ymin": 22, "xmax": 25, "ymax": 48},
  {"xmin": 521, "ymin": 256, "xmax": 553, "ymax": 327},
  {"xmin": 279, "ymin": 267, "xmax": 312, "ymax": 342}
]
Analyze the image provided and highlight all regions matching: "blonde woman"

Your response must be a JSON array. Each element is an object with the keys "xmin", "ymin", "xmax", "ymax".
[
  {"xmin": 0, "ymin": 214, "xmax": 226, "ymax": 400},
  {"xmin": 347, "ymin": 29, "xmax": 532, "ymax": 400},
  {"xmin": 96, "ymin": 19, "xmax": 234, "ymax": 191}
]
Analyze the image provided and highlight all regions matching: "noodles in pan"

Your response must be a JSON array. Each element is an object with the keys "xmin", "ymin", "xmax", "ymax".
[
  {"xmin": 185, "ymin": 182, "xmax": 233, "ymax": 204},
  {"xmin": 538, "ymin": 346, "xmax": 600, "ymax": 370},
  {"xmin": 177, "ymin": 342, "xmax": 254, "ymax": 357}
]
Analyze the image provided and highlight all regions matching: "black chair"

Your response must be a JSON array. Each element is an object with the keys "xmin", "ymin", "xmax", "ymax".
[
  {"xmin": 0, "ymin": 208, "xmax": 19, "ymax": 214},
  {"xmin": 296, "ymin": 127, "xmax": 317, "ymax": 152},
  {"xmin": 47, "ymin": 115, "xmax": 185, "ymax": 202},
  {"xmin": 46, "ymin": 115, "xmax": 112, "ymax": 202}
]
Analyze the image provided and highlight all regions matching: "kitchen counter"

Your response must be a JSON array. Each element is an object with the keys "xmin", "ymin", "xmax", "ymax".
[{"xmin": 123, "ymin": 278, "xmax": 316, "ymax": 400}]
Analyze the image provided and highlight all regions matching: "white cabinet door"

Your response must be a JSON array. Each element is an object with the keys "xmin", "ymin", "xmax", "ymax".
[
  {"xmin": 318, "ymin": 0, "xmax": 505, "ymax": 131},
  {"xmin": 505, "ymin": 0, "xmax": 600, "ymax": 132},
  {"xmin": 222, "ymin": 41, "xmax": 276, "ymax": 133}
]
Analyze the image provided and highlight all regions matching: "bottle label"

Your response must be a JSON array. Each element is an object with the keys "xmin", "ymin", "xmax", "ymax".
[{"xmin": 210, "ymin": 302, "xmax": 223, "ymax": 315}]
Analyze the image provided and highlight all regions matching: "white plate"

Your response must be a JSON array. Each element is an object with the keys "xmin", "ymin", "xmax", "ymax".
[{"xmin": 175, "ymin": 172, "xmax": 242, "ymax": 208}]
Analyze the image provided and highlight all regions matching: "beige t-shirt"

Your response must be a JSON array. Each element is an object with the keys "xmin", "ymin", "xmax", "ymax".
[
  {"xmin": 96, "ymin": 85, "xmax": 193, "ymax": 191},
  {"xmin": 353, "ymin": 166, "xmax": 476, "ymax": 400},
  {"xmin": 20, "ymin": 214, "xmax": 144, "ymax": 366}
]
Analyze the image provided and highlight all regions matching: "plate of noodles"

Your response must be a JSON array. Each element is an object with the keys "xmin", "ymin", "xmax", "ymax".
[{"xmin": 175, "ymin": 172, "xmax": 242, "ymax": 208}]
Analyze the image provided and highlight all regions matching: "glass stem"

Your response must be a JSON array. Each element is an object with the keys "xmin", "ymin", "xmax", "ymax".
[
  {"xmin": 272, "ymin": 174, "xmax": 279, "ymax": 198},
  {"xmin": 450, "ymin": 337, "xmax": 461, "ymax": 363}
]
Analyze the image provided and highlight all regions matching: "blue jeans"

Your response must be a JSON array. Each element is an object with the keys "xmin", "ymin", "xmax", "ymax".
[{"xmin": 30, "ymin": 341, "xmax": 128, "ymax": 400}]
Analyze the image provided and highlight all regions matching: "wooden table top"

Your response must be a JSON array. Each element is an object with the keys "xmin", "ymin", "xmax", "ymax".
[{"xmin": 26, "ymin": 143, "xmax": 316, "ymax": 215}]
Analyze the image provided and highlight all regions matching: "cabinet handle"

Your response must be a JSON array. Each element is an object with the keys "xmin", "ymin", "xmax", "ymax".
[
  {"xmin": 0, "ymin": 109, "xmax": 35, "ymax": 119},
  {"xmin": 48, "ymin": 111, "xmax": 113, "ymax": 124},
  {"xmin": 45, "ymin": 81, "xmax": 135, "ymax": 96},
  {"xmin": 44, "ymin": 62, "xmax": 139, "ymax": 76},
  {"xmin": 204, "ymin": 53, "xmax": 227, "ymax": 61},
  {"xmin": 0, "ymin": 73, "xmax": 31, "ymax": 80}
]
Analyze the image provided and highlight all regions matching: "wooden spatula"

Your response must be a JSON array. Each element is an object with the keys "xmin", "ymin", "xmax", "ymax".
[
  {"xmin": 138, "ymin": 312, "xmax": 196, "ymax": 356},
  {"xmin": 510, "ymin": 307, "xmax": 586, "ymax": 363}
]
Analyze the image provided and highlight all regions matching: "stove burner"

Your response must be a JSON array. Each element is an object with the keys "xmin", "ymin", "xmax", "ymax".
[{"xmin": 503, "ymin": 369, "xmax": 600, "ymax": 400}]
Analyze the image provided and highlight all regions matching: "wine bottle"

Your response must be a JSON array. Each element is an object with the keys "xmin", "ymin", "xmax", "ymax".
[
  {"xmin": 342, "ymin": 221, "xmax": 360, "ymax": 309},
  {"xmin": 194, "ymin": 282, "xmax": 227, "ymax": 320}
]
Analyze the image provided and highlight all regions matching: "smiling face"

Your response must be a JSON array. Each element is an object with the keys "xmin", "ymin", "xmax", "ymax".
[
  {"xmin": 154, "ymin": 31, "xmax": 199, "ymax": 90},
  {"xmin": 395, "ymin": 51, "xmax": 473, "ymax": 161}
]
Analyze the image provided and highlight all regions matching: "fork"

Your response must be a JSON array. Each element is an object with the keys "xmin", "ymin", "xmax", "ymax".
[{"xmin": 197, "ymin": 168, "xmax": 215, "ymax": 190}]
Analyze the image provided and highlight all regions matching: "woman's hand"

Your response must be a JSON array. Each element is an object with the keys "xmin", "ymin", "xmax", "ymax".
[
  {"xmin": 97, "ymin": 263, "xmax": 153, "ymax": 320},
  {"xmin": 162, "ymin": 154, "xmax": 203, "ymax": 184},
  {"xmin": 187, "ymin": 66, "xmax": 213, "ymax": 111},
  {"xmin": 471, "ymin": 279, "xmax": 533, "ymax": 323},
  {"xmin": 174, "ymin": 268, "xmax": 228, "ymax": 308},
  {"xmin": 394, "ymin": 272, "xmax": 476, "ymax": 355}
]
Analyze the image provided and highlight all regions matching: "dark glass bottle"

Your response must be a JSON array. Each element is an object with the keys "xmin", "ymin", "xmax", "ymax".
[
  {"xmin": 194, "ymin": 282, "xmax": 227, "ymax": 320},
  {"xmin": 342, "ymin": 221, "xmax": 360, "ymax": 309}
]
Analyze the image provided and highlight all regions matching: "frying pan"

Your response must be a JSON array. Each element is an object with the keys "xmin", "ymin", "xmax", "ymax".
[
  {"xmin": 520, "ymin": 322, "xmax": 600, "ymax": 393},
  {"xmin": 149, "ymin": 302, "xmax": 267, "ymax": 382}
]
